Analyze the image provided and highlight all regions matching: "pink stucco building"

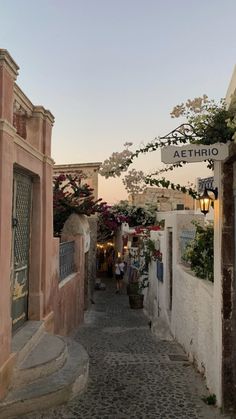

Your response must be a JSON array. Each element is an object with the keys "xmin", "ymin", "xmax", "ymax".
[{"xmin": 0, "ymin": 50, "xmax": 85, "ymax": 401}]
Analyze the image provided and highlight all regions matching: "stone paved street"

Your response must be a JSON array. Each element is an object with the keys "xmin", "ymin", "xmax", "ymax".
[{"xmin": 25, "ymin": 278, "xmax": 231, "ymax": 419}]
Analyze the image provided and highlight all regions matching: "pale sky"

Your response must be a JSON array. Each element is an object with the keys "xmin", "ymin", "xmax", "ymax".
[{"xmin": 1, "ymin": 0, "xmax": 236, "ymax": 203}]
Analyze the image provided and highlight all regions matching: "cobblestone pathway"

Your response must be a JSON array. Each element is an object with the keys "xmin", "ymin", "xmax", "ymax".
[{"xmin": 25, "ymin": 279, "xmax": 231, "ymax": 419}]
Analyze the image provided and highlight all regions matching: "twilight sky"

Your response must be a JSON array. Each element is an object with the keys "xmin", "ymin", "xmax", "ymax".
[{"xmin": 1, "ymin": 0, "xmax": 236, "ymax": 203}]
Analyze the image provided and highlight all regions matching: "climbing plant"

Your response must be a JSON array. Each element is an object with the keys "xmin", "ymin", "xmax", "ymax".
[
  {"xmin": 97, "ymin": 204, "xmax": 129, "ymax": 242},
  {"xmin": 99, "ymin": 95, "xmax": 236, "ymax": 198},
  {"xmin": 97, "ymin": 202, "xmax": 157, "ymax": 243},
  {"xmin": 122, "ymin": 169, "xmax": 146, "ymax": 200},
  {"xmin": 53, "ymin": 173, "xmax": 106, "ymax": 237},
  {"xmin": 182, "ymin": 222, "xmax": 214, "ymax": 282},
  {"xmin": 113, "ymin": 202, "xmax": 156, "ymax": 227}
]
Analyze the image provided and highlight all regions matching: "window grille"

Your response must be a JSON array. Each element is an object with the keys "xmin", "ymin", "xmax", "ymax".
[{"xmin": 59, "ymin": 241, "xmax": 75, "ymax": 281}]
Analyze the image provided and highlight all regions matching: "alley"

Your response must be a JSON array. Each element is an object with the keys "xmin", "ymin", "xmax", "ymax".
[{"xmin": 25, "ymin": 278, "xmax": 229, "ymax": 419}]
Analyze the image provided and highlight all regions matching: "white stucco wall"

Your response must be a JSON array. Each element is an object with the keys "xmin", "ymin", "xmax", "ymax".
[
  {"xmin": 172, "ymin": 265, "xmax": 215, "ymax": 389},
  {"xmin": 145, "ymin": 210, "xmax": 222, "ymax": 403},
  {"xmin": 144, "ymin": 230, "xmax": 164, "ymax": 324}
]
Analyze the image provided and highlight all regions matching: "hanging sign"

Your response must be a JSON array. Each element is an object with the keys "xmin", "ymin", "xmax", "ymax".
[
  {"xmin": 161, "ymin": 143, "xmax": 229, "ymax": 164},
  {"xmin": 197, "ymin": 176, "xmax": 214, "ymax": 193}
]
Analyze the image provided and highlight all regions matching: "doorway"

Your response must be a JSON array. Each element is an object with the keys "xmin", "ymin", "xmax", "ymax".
[{"xmin": 11, "ymin": 171, "xmax": 32, "ymax": 332}]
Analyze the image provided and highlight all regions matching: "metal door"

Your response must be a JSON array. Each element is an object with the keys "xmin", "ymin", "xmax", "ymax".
[{"xmin": 12, "ymin": 171, "xmax": 32, "ymax": 332}]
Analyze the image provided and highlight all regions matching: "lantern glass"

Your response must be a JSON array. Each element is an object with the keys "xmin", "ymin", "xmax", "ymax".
[{"xmin": 199, "ymin": 188, "xmax": 211, "ymax": 215}]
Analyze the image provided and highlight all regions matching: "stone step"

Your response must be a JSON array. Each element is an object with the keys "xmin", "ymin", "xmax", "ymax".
[
  {"xmin": 0, "ymin": 337, "xmax": 89, "ymax": 419},
  {"xmin": 12, "ymin": 321, "xmax": 45, "ymax": 366},
  {"xmin": 12, "ymin": 333, "xmax": 68, "ymax": 389}
]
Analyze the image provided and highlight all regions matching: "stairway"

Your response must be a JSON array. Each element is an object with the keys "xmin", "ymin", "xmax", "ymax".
[{"xmin": 0, "ymin": 321, "xmax": 89, "ymax": 418}]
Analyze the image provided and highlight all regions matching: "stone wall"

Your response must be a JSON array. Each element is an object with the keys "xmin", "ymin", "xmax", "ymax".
[
  {"xmin": 129, "ymin": 187, "xmax": 195, "ymax": 211},
  {"xmin": 220, "ymin": 147, "xmax": 236, "ymax": 411},
  {"xmin": 217, "ymin": 70, "xmax": 236, "ymax": 411}
]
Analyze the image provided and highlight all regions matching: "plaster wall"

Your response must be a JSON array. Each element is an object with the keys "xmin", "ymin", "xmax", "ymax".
[
  {"xmin": 52, "ymin": 236, "xmax": 85, "ymax": 336},
  {"xmin": 172, "ymin": 265, "xmax": 215, "ymax": 390},
  {"xmin": 61, "ymin": 213, "xmax": 95, "ymax": 311},
  {"xmin": 0, "ymin": 50, "xmax": 55, "ymax": 399},
  {"xmin": 145, "ymin": 211, "xmax": 221, "ymax": 401},
  {"xmin": 147, "ymin": 211, "xmax": 202, "ymax": 325}
]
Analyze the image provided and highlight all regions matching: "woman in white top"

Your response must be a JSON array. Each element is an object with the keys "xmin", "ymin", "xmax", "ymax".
[
  {"xmin": 119, "ymin": 261, "xmax": 125, "ymax": 279},
  {"xmin": 115, "ymin": 258, "xmax": 123, "ymax": 294}
]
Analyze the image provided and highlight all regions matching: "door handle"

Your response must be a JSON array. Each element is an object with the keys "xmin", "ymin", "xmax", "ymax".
[{"xmin": 12, "ymin": 218, "xmax": 18, "ymax": 228}]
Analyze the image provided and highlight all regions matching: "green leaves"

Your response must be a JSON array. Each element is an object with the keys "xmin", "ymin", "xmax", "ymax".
[
  {"xmin": 100, "ymin": 94, "xmax": 236, "ymax": 202},
  {"xmin": 183, "ymin": 222, "xmax": 214, "ymax": 282}
]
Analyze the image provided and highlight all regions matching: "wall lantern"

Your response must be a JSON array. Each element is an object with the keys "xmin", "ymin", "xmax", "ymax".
[{"xmin": 199, "ymin": 187, "xmax": 218, "ymax": 215}]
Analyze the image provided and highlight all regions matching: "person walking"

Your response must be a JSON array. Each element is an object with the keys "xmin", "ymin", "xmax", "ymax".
[
  {"xmin": 115, "ymin": 258, "xmax": 122, "ymax": 293},
  {"xmin": 119, "ymin": 259, "xmax": 125, "ymax": 280}
]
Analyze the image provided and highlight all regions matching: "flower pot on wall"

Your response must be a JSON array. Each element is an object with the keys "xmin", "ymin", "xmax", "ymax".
[{"xmin": 129, "ymin": 294, "xmax": 144, "ymax": 309}]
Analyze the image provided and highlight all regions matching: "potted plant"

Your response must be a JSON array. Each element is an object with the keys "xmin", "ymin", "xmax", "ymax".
[
  {"xmin": 127, "ymin": 255, "xmax": 149, "ymax": 309},
  {"xmin": 127, "ymin": 234, "xmax": 158, "ymax": 308},
  {"xmin": 128, "ymin": 274, "xmax": 148, "ymax": 309},
  {"xmin": 127, "ymin": 281, "xmax": 139, "ymax": 296}
]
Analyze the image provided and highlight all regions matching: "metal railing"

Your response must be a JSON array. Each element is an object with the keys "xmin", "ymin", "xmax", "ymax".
[
  {"xmin": 179, "ymin": 230, "xmax": 195, "ymax": 263},
  {"xmin": 59, "ymin": 241, "xmax": 75, "ymax": 281}
]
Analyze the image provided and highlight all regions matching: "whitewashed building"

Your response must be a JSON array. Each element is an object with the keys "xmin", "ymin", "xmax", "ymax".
[{"xmin": 144, "ymin": 67, "xmax": 236, "ymax": 411}]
